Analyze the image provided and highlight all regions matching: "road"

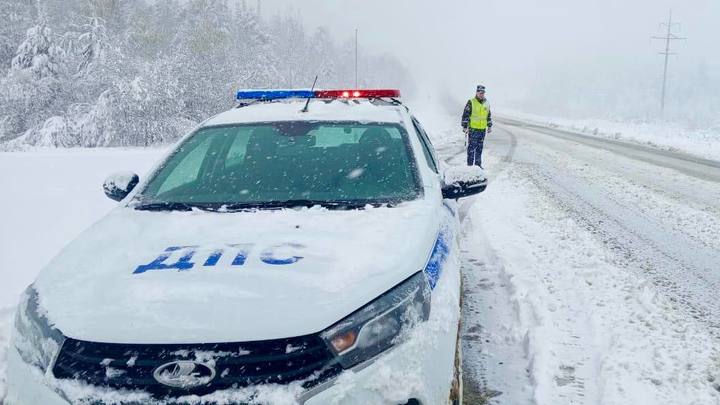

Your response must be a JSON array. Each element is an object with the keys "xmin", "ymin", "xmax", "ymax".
[
  {"xmin": 490, "ymin": 119, "xmax": 720, "ymax": 328},
  {"xmin": 453, "ymin": 119, "xmax": 720, "ymax": 404}
]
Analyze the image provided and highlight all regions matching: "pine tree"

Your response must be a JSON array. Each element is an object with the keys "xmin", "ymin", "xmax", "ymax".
[
  {"xmin": 0, "ymin": 0, "xmax": 36, "ymax": 73},
  {"xmin": 11, "ymin": 22, "xmax": 64, "ymax": 79},
  {"xmin": 309, "ymin": 27, "xmax": 338, "ymax": 87},
  {"xmin": 74, "ymin": 17, "xmax": 110, "ymax": 75},
  {"xmin": 232, "ymin": 5, "xmax": 279, "ymax": 89}
]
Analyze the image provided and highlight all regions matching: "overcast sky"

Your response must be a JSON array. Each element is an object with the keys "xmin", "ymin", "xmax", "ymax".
[{"xmin": 259, "ymin": 0, "xmax": 719, "ymax": 119}]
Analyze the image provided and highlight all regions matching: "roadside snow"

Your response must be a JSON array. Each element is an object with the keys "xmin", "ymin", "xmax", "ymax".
[
  {"xmin": 462, "ymin": 161, "xmax": 720, "ymax": 404},
  {"xmin": 501, "ymin": 110, "xmax": 720, "ymax": 162},
  {"xmin": 0, "ymin": 308, "xmax": 12, "ymax": 401},
  {"xmin": 0, "ymin": 148, "xmax": 165, "ymax": 401}
]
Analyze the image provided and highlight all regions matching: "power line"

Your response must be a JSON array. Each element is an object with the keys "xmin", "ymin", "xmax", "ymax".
[{"xmin": 651, "ymin": 10, "xmax": 686, "ymax": 115}]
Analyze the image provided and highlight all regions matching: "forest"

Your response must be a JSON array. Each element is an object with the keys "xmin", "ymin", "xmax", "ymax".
[{"xmin": 0, "ymin": 0, "xmax": 412, "ymax": 148}]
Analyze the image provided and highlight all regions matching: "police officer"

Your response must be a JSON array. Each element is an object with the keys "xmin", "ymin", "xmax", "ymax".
[{"xmin": 461, "ymin": 85, "xmax": 492, "ymax": 168}]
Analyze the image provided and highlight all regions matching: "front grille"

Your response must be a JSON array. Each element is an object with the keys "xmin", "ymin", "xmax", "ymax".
[{"xmin": 52, "ymin": 334, "xmax": 342, "ymax": 398}]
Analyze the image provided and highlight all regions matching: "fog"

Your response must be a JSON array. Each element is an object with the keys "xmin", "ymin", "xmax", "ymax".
[{"xmin": 261, "ymin": 0, "xmax": 720, "ymax": 125}]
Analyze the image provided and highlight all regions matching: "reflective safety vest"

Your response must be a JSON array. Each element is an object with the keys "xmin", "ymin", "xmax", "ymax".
[{"xmin": 469, "ymin": 98, "xmax": 490, "ymax": 130}]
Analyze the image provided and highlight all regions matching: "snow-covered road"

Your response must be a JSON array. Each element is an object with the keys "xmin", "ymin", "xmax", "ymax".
[{"xmin": 459, "ymin": 121, "xmax": 720, "ymax": 404}]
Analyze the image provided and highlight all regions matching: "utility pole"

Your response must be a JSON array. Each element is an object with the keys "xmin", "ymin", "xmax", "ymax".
[
  {"xmin": 652, "ymin": 10, "xmax": 686, "ymax": 115},
  {"xmin": 355, "ymin": 28, "xmax": 359, "ymax": 89}
]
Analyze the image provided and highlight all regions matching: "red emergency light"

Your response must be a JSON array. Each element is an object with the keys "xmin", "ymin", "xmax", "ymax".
[{"xmin": 315, "ymin": 89, "xmax": 401, "ymax": 99}]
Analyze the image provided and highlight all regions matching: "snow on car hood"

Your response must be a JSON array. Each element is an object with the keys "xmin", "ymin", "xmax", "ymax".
[{"xmin": 34, "ymin": 200, "xmax": 440, "ymax": 344}]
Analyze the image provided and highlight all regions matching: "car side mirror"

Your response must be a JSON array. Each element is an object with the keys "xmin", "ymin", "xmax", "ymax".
[
  {"xmin": 103, "ymin": 172, "xmax": 139, "ymax": 202},
  {"xmin": 442, "ymin": 166, "xmax": 487, "ymax": 199}
]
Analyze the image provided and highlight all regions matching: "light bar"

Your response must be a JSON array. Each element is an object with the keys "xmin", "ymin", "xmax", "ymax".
[
  {"xmin": 315, "ymin": 89, "xmax": 401, "ymax": 98},
  {"xmin": 235, "ymin": 89, "xmax": 401, "ymax": 102},
  {"xmin": 236, "ymin": 89, "xmax": 314, "ymax": 101}
]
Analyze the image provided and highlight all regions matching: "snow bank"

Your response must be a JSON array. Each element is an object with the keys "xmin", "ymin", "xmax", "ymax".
[
  {"xmin": 501, "ymin": 110, "xmax": 720, "ymax": 162},
  {"xmin": 0, "ymin": 308, "xmax": 12, "ymax": 400},
  {"xmin": 0, "ymin": 148, "xmax": 166, "ymax": 401},
  {"xmin": 465, "ymin": 165, "xmax": 720, "ymax": 404}
]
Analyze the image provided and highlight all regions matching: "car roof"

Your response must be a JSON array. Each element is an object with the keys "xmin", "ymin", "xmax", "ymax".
[{"xmin": 203, "ymin": 99, "xmax": 407, "ymax": 127}]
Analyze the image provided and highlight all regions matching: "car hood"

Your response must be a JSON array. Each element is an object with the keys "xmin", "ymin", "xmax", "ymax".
[{"xmin": 34, "ymin": 201, "xmax": 440, "ymax": 343}]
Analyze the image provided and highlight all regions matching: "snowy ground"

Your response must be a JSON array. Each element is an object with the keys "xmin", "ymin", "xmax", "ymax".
[
  {"xmin": 0, "ymin": 148, "xmax": 167, "ymax": 401},
  {"xmin": 2, "ymin": 112, "xmax": 720, "ymax": 404}
]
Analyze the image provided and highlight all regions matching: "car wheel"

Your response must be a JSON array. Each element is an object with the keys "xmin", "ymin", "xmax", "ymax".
[
  {"xmin": 449, "ymin": 324, "xmax": 464, "ymax": 404},
  {"xmin": 450, "ymin": 280, "xmax": 464, "ymax": 405}
]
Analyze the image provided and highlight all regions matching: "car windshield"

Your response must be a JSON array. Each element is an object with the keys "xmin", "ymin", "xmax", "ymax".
[{"xmin": 135, "ymin": 121, "xmax": 421, "ymax": 209}]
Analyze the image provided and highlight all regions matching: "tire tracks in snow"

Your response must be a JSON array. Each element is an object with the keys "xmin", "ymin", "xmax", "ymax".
[
  {"xmin": 442, "ymin": 125, "xmax": 606, "ymax": 404},
  {"xmin": 437, "ymin": 127, "xmax": 528, "ymax": 403},
  {"xmin": 455, "ymin": 125, "xmax": 619, "ymax": 404},
  {"xmin": 511, "ymin": 127, "xmax": 720, "ymax": 334},
  {"xmin": 459, "ymin": 217, "xmax": 536, "ymax": 405},
  {"xmin": 459, "ymin": 162, "xmax": 602, "ymax": 405},
  {"xmin": 494, "ymin": 124, "xmax": 720, "ymax": 403}
]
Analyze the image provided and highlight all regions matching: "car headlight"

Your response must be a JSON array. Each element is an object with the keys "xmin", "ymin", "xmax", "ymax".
[
  {"xmin": 12, "ymin": 286, "xmax": 65, "ymax": 372},
  {"xmin": 320, "ymin": 272, "xmax": 431, "ymax": 369}
]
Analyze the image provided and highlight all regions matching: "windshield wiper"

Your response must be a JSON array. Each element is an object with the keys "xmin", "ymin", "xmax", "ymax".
[
  {"xmin": 320, "ymin": 200, "xmax": 373, "ymax": 209},
  {"xmin": 135, "ymin": 199, "xmax": 395, "ymax": 212},
  {"xmin": 134, "ymin": 201, "xmax": 199, "ymax": 211},
  {"xmin": 222, "ymin": 200, "xmax": 322, "ymax": 211},
  {"xmin": 222, "ymin": 199, "xmax": 371, "ymax": 211}
]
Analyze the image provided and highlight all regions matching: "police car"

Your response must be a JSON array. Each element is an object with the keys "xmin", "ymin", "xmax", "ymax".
[{"xmin": 6, "ymin": 89, "xmax": 487, "ymax": 405}]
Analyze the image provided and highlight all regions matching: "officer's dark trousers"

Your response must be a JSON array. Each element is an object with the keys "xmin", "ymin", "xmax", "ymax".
[{"xmin": 467, "ymin": 129, "xmax": 486, "ymax": 167}]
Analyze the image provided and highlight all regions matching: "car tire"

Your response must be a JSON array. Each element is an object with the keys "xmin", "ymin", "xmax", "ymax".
[
  {"xmin": 450, "ymin": 278, "xmax": 464, "ymax": 405},
  {"xmin": 449, "ymin": 324, "xmax": 464, "ymax": 405}
]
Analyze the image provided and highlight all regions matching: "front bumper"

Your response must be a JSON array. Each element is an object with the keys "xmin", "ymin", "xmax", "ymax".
[
  {"xmin": 6, "ymin": 318, "xmax": 457, "ymax": 405},
  {"xmin": 302, "ymin": 319, "xmax": 457, "ymax": 405},
  {"xmin": 6, "ymin": 348, "xmax": 66, "ymax": 405}
]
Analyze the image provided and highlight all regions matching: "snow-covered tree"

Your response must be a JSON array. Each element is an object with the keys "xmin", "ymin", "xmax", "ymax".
[
  {"xmin": 231, "ymin": 5, "xmax": 279, "ymax": 89},
  {"xmin": 308, "ymin": 27, "xmax": 338, "ymax": 87},
  {"xmin": 0, "ymin": 21, "xmax": 66, "ymax": 142},
  {"xmin": 269, "ymin": 12, "xmax": 310, "ymax": 88},
  {"xmin": 0, "ymin": 0, "xmax": 413, "ymax": 147},
  {"xmin": 70, "ymin": 17, "xmax": 111, "ymax": 75},
  {"xmin": 0, "ymin": 0, "xmax": 36, "ymax": 73},
  {"xmin": 11, "ymin": 22, "xmax": 64, "ymax": 79}
]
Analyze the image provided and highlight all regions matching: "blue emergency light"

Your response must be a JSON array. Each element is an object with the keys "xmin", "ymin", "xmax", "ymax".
[{"xmin": 236, "ymin": 89, "xmax": 315, "ymax": 101}]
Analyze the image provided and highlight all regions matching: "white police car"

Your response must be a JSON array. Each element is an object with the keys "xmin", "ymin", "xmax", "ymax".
[{"xmin": 6, "ymin": 89, "xmax": 487, "ymax": 405}]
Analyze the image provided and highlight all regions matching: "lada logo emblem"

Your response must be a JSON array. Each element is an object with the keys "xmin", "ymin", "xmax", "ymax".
[{"xmin": 153, "ymin": 360, "xmax": 216, "ymax": 389}]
